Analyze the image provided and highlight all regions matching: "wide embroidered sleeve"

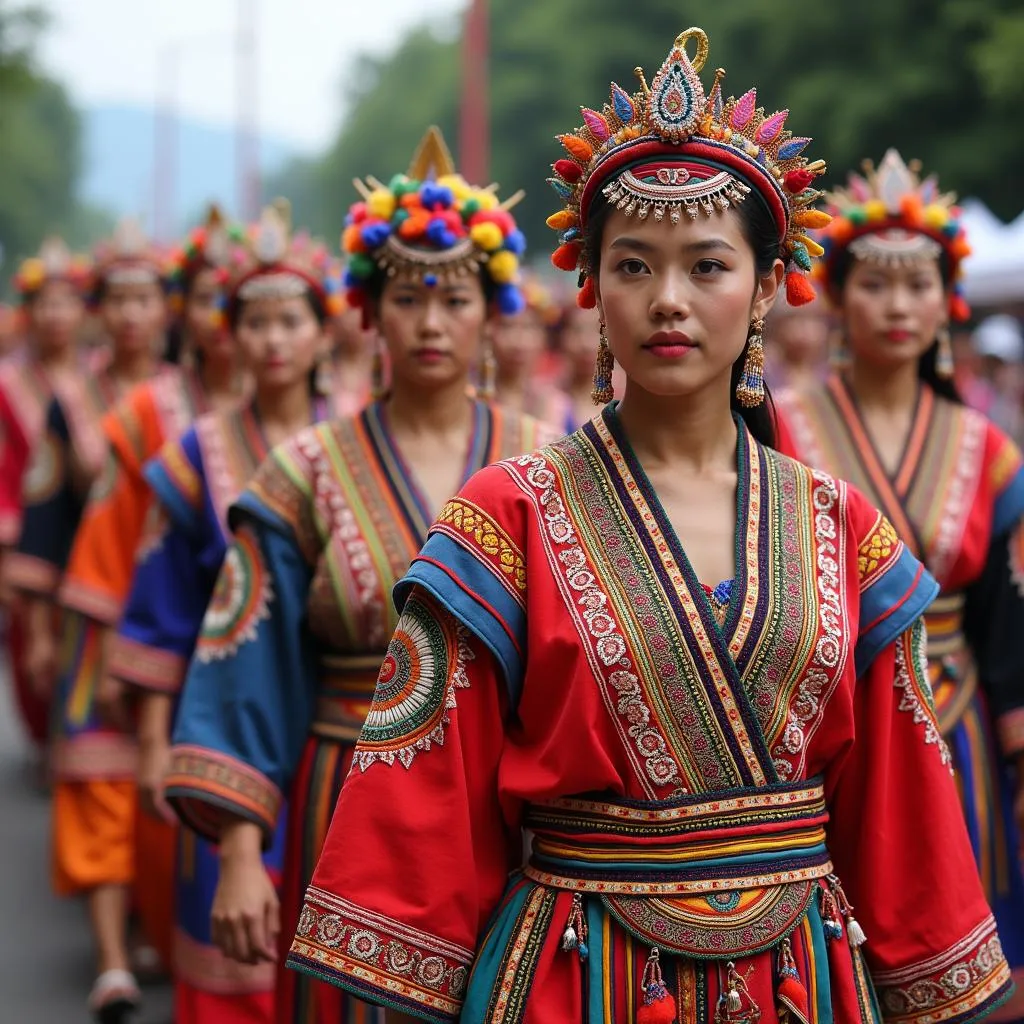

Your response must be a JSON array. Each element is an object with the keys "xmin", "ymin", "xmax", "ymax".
[
  {"xmin": 58, "ymin": 386, "xmax": 158, "ymax": 624},
  {"xmin": 165, "ymin": 449, "xmax": 319, "ymax": 847},
  {"xmin": 108, "ymin": 430, "xmax": 220, "ymax": 693},
  {"xmin": 287, "ymin": 585, "xmax": 513, "ymax": 1023},
  {"xmin": 828, "ymin": 619, "xmax": 1013, "ymax": 1022},
  {"xmin": 4, "ymin": 397, "xmax": 83, "ymax": 598},
  {"xmin": 966, "ymin": 425, "xmax": 1024, "ymax": 757}
]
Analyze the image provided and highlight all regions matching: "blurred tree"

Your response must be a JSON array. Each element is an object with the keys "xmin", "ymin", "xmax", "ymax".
[
  {"xmin": 0, "ymin": 2, "xmax": 106, "ymax": 290},
  {"xmin": 271, "ymin": 0, "xmax": 1024, "ymax": 251}
]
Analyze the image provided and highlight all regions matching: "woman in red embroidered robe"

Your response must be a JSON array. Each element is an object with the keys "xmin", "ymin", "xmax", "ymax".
[
  {"xmin": 26, "ymin": 216, "xmax": 241, "ymax": 1023},
  {"xmin": 109, "ymin": 206, "xmax": 338, "ymax": 1024},
  {"xmin": 1, "ymin": 240, "xmax": 90, "ymax": 749},
  {"xmin": 165, "ymin": 130, "xmax": 553, "ymax": 1024},
  {"xmin": 288, "ymin": 32, "xmax": 1012, "ymax": 1024},
  {"xmin": 776, "ymin": 150, "xmax": 1024, "ymax": 1021}
]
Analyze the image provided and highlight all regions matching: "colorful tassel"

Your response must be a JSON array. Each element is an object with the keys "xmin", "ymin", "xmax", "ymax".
[
  {"xmin": 581, "ymin": 108, "xmax": 612, "ymax": 141},
  {"xmin": 561, "ymin": 893, "xmax": 588, "ymax": 961},
  {"xmin": 735, "ymin": 317, "xmax": 765, "ymax": 407},
  {"xmin": 546, "ymin": 209, "xmax": 578, "ymax": 231},
  {"xmin": 559, "ymin": 134, "xmax": 593, "ymax": 162},
  {"xmin": 611, "ymin": 83, "xmax": 636, "ymax": 123},
  {"xmin": 730, "ymin": 88, "xmax": 757, "ymax": 129},
  {"xmin": 827, "ymin": 875, "xmax": 867, "ymax": 948},
  {"xmin": 793, "ymin": 209, "xmax": 831, "ymax": 229},
  {"xmin": 637, "ymin": 948, "xmax": 676, "ymax": 1024},
  {"xmin": 577, "ymin": 276, "xmax": 596, "ymax": 309},
  {"xmin": 820, "ymin": 882, "xmax": 844, "ymax": 941},
  {"xmin": 554, "ymin": 159, "xmax": 583, "ymax": 183},
  {"xmin": 552, "ymin": 241, "xmax": 582, "ymax": 272},
  {"xmin": 785, "ymin": 270, "xmax": 817, "ymax": 307},
  {"xmin": 716, "ymin": 961, "xmax": 760, "ymax": 1023},
  {"xmin": 776, "ymin": 939, "xmax": 810, "ymax": 1024}
]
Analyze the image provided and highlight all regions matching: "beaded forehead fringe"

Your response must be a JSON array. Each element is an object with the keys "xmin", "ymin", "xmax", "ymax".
[
  {"xmin": 847, "ymin": 231, "xmax": 943, "ymax": 268},
  {"xmin": 103, "ymin": 263, "xmax": 162, "ymax": 286},
  {"xmin": 602, "ymin": 167, "xmax": 751, "ymax": 224},
  {"xmin": 237, "ymin": 271, "xmax": 311, "ymax": 302}
]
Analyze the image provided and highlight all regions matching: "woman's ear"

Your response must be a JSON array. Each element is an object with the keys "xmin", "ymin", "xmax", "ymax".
[{"xmin": 752, "ymin": 259, "xmax": 785, "ymax": 322}]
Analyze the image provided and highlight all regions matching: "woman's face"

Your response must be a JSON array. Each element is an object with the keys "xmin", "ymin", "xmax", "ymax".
[
  {"xmin": 333, "ymin": 306, "xmax": 376, "ymax": 359},
  {"xmin": 595, "ymin": 205, "xmax": 781, "ymax": 400},
  {"xmin": 841, "ymin": 257, "xmax": 947, "ymax": 370},
  {"xmin": 234, "ymin": 294, "xmax": 326, "ymax": 393},
  {"xmin": 492, "ymin": 307, "xmax": 546, "ymax": 375},
  {"xmin": 28, "ymin": 280, "xmax": 84, "ymax": 355},
  {"xmin": 185, "ymin": 266, "xmax": 233, "ymax": 361},
  {"xmin": 560, "ymin": 305, "xmax": 602, "ymax": 373},
  {"xmin": 376, "ymin": 275, "xmax": 488, "ymax": 393},
  {"xmin": 100, "ymin": 278, "xmax": 167, "ymax": 355}
]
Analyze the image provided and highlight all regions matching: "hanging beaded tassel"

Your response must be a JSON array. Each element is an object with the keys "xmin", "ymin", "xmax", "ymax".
[
  {"xmin": 314, "ymin": 356, "xmax": 334, "ymax": 397},
  {"xmin": 776, "ymin": 939, "xmax": 810, "ymax": 1024},
  {"xmin": 371, "ymin": 337, "xmax": 387, "ymax": 399},
  {"xmin": 935, "ymin": 324, "xmax": 955, "ymax": 380},
  {"xmin": 735, "ymin": 317, "xmax": 766, "ymax": 407},
  {"xmin": 592, "ymin": 323, "xmax": 614, "ymax": 404},
  {"xmin": 479, "ymin": 336, "xmax": 497, "ymax": 399},
  {"xmin": 561, "ymin": 893, "xmax": 589, "ymax": 961},
  {"xmin": 828, "ymin": 875, "xmax": 867, "ymax": 948},
  {"xmin": 819, "ymin": 882, "xmax": 844, "ymax": 941},
  {"xmin": 714, "ymin": 961, "xmax": 760, "ymax": 1023},
  {"xmin": 638, "ymin": 947, "xmax": 676, "ymax": 1024}
]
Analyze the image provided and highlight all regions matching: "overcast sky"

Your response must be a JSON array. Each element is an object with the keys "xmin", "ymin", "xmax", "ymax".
[{"xmin": 40, "ymin": 0, "xmax": 466, "ymax": 152}]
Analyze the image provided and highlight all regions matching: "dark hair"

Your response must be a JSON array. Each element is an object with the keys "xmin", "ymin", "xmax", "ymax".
[
  {"xmin": 583, "ymin": 189, "xmax": 781, "ymax": 448},
  {"xmin": 829, "ymin": 244, "xmax": 962, "ymax": 403}
]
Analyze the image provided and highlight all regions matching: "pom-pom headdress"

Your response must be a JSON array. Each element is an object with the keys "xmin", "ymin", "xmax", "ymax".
[
  {"xmin": 816, "ymin": 149, "xmax": 972, "ymax": 322},
  {"xmin": 342, "ymin": 126, "xmax": 527, "ymax": 317},
  {"xmin": 93, "ymin": 218, "xmax": 166, "ymax": 290},
  {"xmin": 227, "ymin": 199, "xmax": 333, "ymax": 313},
  {"xmin": 166, "ymin": 205, "xmax": 240, "ymax": 297},
  {"xmin": 13, "ymin": 237, "xmax": 91, "ymax": 301},
  {"xmin": 547, "ymin": 27, "xmax": 829, "ymax": 310}
]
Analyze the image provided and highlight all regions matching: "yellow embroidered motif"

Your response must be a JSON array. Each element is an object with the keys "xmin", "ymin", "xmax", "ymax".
[
  {"xmin": 858, "ymin": 516, "xmax": 898, "ymax": 577},
  {"xmin": 438, "ymin": 499, "xmax": 527, "ymax": 592}
]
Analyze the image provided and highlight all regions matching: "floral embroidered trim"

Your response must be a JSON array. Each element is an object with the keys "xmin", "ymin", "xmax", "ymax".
[
  {"xmin": 166, "ymin": 744, "xmax": 282, "ymax": 836},
  {"xmin": 434, "ymin": 498, "xmax": 527, "ymax": 596},
  {"xmin": 857, "ymin": 514, "xmax": 898, "ymax": 578},
  {"xmin": 894, "ymin": 619, "xmax": 952, "ymax": 771},
  {"xmin": 289, "ymin": 887, "xmax": 473, "ymax": 1020},
  {"xmin": 773, "ymin": 470, "xmax": 846, "ymax": 780},
  {"xmin": 873, "ymin": 915, "xmax": 1010, "ymax": 1023},
  {"xmin": 508, "ymin": 452, "xmax": 682, "ymax": 793},
  {"xmin": 354, "ymin": 595, "xmax": 474, "ymax": 771},
  {"xmin": 108, "ymin": 634, "xmax": 187, "ymax": 693},
  {"xmin": 51, "ymin": 733, "xmax": 139, "ymax": 781},
  {"xmin": 195, "ymin": 527, "xmax": 273, "ymax": 662}
]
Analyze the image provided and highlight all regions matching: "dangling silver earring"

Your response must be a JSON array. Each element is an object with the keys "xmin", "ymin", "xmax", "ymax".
[{"xmin": 935, "ymin": 324, "xmax": 954, "ymax": 380}]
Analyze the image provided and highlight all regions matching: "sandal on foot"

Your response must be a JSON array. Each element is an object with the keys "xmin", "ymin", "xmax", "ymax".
[{"xmin": 88, "ymin": 969, "xmax": 140, "ymax": 1024}]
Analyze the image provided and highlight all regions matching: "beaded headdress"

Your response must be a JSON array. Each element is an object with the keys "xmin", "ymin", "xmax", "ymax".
[
  {"xmin": 546, "ymin": 27, "xmax": 830, "ymax": 309},
  {"xmin": 166, "ymin": 205, "xmax": 239, "ymax": 295},
  {"xmin": 342, "ymin": 126, "xmax": 527, "ymax": 317},
  {"xmin": 93, "ymin": 218, "xmax": 166, "ymax": 289},
  {"xmin": 228, "ymin": 200, "xmax": 339, "ymax": 315},
  {"xmin": 13, "ymin": 237, "xmax": 91, "ymax": 300},
  {"xmin": 816, "ymin": 149, "xmax": 972, "ymax": 321}
]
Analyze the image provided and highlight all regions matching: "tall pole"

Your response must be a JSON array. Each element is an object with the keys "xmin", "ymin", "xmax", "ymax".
[
  {"xmin": 459, "ymin": 0, "xmax": 489, "ymax": 185},
  {"xmin": 236, "ymin": 0, "xmax": 260, "ymax": 220},
  {"xmin": 154, "ymin": 45, "xmax": 179, "ymax": 241}
]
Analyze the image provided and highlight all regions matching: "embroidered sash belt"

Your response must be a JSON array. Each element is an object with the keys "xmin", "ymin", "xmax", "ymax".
[
  {"xmin": 524, "ymin": 778, "xmax": 833, "ymax": 959},
  {"xmin": 311, "ymin": 653, "xmax": 384, "ymax": 742},
  {"xmin": 925, "ymin": 592, "xmax": 977, "ymax": 734}
]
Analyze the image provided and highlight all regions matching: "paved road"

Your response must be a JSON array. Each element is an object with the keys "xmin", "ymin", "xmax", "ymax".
[{"xmin": 0, "ymin": 665, "xmax": 173, "ymax": 1022}]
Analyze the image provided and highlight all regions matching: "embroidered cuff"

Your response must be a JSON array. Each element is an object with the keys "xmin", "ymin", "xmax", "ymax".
[
  {"xmin": 165, "ymin": 745, "xmax": 282, "ymax": 845},
  {"xmin": 58, "ymin": 577, "xmax": 124, "ymax": 624},
  {"xmin": 3, "ymin": 553, "xmax": 61, "ymax": 598},
  {"xmin": 872, "ymin": 915, "xmax": 1012, "ymax": 1024},
  {"xmin": 997, "ymin": 708, "xmax": 1024, "ymax": 759},
  {"xmin": 108, "ymin": 634, "xmax": 187, "ymax": 693},
  {"xmin": 51, "ymin": 733, "xmax": 139, "ymax": 781},
  {"xmin": 288, "ymin": 887, "xmax": 473, "ymax": 1023}
]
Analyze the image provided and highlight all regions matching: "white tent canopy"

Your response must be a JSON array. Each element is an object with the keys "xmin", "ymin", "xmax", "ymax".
[{"xmin": 960, "ymin": 199, "xmax": 1024, "ymax": 307}]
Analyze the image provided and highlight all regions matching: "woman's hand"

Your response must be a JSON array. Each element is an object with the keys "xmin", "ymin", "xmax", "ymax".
[
  {"xmin": 137, "ymin": 734, "xmax": 173, "ymax": 823},
  {"xmin": 211, "ymin": 821, "xmax": 278, "ymax": 965},
  {"xmin": 23, "ymin": 597, "xmax": 57, "ymax": 699}
]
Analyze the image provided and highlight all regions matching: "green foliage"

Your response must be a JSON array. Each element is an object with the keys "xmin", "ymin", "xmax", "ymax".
[{"xmin": 270, "ymin": 0, "xmax": 1024, "ymax": 261}]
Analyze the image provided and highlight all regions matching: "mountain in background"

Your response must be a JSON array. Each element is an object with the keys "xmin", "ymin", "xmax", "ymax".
[{"xmin": 80, "ymin": 104, "xmax": 300, "ymax": 235}]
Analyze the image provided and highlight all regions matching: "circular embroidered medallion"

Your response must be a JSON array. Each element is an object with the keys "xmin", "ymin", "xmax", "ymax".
[
  {"xmin": 356, "ymin": 595, "xmax": 472, "ymax": 770},
  {"xmin": 23, "ymin": 432, "xmax": 64, "ymax": 504},
  {"xmin": 196, "ymin": 527, "xmax": 273, "ymax": 662}
]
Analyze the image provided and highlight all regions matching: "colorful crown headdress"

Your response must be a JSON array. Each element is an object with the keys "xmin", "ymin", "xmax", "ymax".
[
  {"xmin": 816, "ymin": 149, "xmax": 972, "ymax": 321},
  {"xmin": 13, "ymin": 237, "xmax": 91, "ymax": 300},
  {"xmin": 166, "ymin": 205, "xmax": 242, "ymax": 293},
  {"xmin": 228, "ymin": 199, "xmax": 337, "ymax": 312},
  {"xmin": 546, "ymin": 27, "xmax": 830, "ymax": 309},
  {"xmin": 93, "ymin": 218, "xmax": 166, "ymax": 289},
  {"xmin": 341, "ymin": 126, "xmax": 527, "ymax": 317}
]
